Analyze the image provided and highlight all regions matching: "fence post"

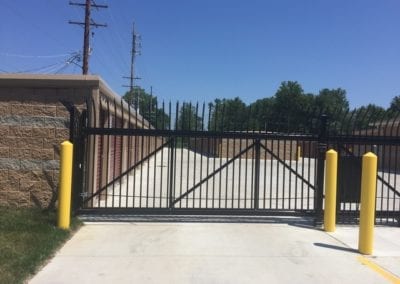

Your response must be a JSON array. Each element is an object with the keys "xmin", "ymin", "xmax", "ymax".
[
  {"xmin": 71, "ymin": 108, "xmax": 85, "ymax": 212},
  {"xmin": 315, "ymin": 114, "xmax": 328, "ymax": 226},
  {"xmin": 358, "ymin": 152, "xmax": 378, "ymax": 255},
  {"xmin": 324, "ymin": 149, "xmax": 338, "ymax": 232},
  {"xmin": 58, "ymin": 141, "xmax": 74, "ymax": 229}
]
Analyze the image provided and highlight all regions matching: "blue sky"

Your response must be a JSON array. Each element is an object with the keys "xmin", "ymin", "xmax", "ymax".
[{"xmin": 1, "ymin": 0, "xmax": 399, "ymax": 108}]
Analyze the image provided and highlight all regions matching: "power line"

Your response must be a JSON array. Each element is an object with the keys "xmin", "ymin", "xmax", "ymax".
[
  {"xmin": 0, "ymin": 52, "xmax": 74, "ymax": 58},
  {"xmin": 15, "ymin": 62, "xmax": 64, "ymax": 73},
  {"xmin": 12, "ymin": 52, "xmax": 81, "ymax": 74},
  {"xmin": 103, "ymin": 1, "xmax": 130, "ymax": 71},
  {"xmin": 94, "ymin": 30, "xmax": 128, "ymax": 75},
  {"xmin": 2, "ymin": 1, "xmax": 70, "ymax": 47},
  {"xmin": 55, "ymin": 64, "xmax": 71, "ymax": 74},
  {"xmin": 69, "ymin": 0, "xmax": 107, "ymax": 74},
  {"xmin": 90, "ymin": 40, "xmax": 122, "ymax": 76}
]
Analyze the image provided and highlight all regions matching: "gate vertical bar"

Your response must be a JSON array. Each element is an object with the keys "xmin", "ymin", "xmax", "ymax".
[
  {"xmin": 315, "ymin": 114, "xmax": 328, "ymax": 225},
  {"xmin": 169, "ymin": 137, "xmax": 175, "ymax": 209},
  {"xmin": 254, "ymin": 138, "xmax": 261, "ymax": 210}
]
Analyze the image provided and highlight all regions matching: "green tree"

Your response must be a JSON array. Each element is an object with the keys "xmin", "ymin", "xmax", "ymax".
[
  {"xmin": 176, "ymin": 102, "xmax": 203, "ymax": 131},
  {"xmin": 387, "ymin": 95, "xmax": 400, "ymax": 120},
  {"xmin": 248, "ymin": 97, "xmax": 275, "ymax": 131},
  {"xmin": 272, "ymin": 81, "xmax": 313, "ymax": 132},
  {"xmin": 352, "ymin": 104, "xmax": 387, "ymax": 130},
  {"xmin": 209, "ymin": 97, "xmax": 247, "ymax": 131},
  {"xmin": 315, "ymin": 88, "xmax": 349, "ymax": 116},
  {"xmin": 122, "ymin": 87, "xmax": 170, "ymax": 129}
]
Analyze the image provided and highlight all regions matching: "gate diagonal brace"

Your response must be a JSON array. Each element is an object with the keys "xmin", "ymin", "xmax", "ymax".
[
  {"xmin": 340, "ymin": 145, "xmax": 400, "ymax": 197},
  {"xmin": 84, "ymin": 139, "xmax": 170, "ymax": 204},
  {"xmin": 259, "ymin": 143, "xmax": 316, "ymax": 190},
  {"xmin": 172, "ymin": 143, "xmax": 255, "ymax": 206}
]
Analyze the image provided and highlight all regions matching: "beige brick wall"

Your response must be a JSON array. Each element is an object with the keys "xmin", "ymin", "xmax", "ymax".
[{"xmin": 0, "ymin": 86, "xmax": 87, "ymax": 208}]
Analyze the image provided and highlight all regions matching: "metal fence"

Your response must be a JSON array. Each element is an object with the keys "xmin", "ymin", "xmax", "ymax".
[
  {"xmin": 325, "ymin": 108, "xmax": 400, "ymax": 224},
  {"xmin": 73, "ymin": 96, "xmax": 400, "ymax": 225}
]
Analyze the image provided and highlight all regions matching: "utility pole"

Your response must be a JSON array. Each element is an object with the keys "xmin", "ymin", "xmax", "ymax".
[
  {"xmin": 123, "ymin": 22, "xmax": 141, "ymax": 109},
  {"xmin": 69, "ymin": 0, "xmax": 107, "ymax": 74}
]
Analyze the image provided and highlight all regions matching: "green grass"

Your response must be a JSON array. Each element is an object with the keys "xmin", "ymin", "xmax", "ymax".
[{"xmin": 0, "ymin": 207, "xmax": 82, "ymax": 284}]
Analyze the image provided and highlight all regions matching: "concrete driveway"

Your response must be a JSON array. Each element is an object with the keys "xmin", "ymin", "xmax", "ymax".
[
  {"xmin": 30, "ymin": 218, "xmax": 400, "ymax": 284},
  {"xmin": 93, "ymin": 148, "xmax": 398, "ymax": 213}
]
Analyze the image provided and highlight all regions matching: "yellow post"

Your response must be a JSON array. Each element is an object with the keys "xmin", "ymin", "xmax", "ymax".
[
  {"xmin": 358, "ymin": 152, "xmax": 378, "ymax": 255},
  {"xmin": 58, "ymin": 141, "xmax": 74, "ymax": 229},
  {"xmin": 297, "ymin": 146, "xmax": 301, "ymax": 161},
  {"xmin": 324, "ymin": 149, "xmax": 338, "ymax": 232}
]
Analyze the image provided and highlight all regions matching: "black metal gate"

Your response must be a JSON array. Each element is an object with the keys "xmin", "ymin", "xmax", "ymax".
[
  {"xmin": 74, "ymin": 95, "xmax": 400, "ymax": 225},
  {"xmin": 75, "ymin": 96, "xmax": 326, "ymax": 218}
]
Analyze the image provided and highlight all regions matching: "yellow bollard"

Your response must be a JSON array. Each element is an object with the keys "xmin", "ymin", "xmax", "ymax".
[
  {"xmin": 297, "ymin": 146, "xmax": 301, "ymax": 161},
  {"xmin": 358, "ymin": 152, "xmax": 378, "ymax": 255},
  {"xmin": 58, "ymin": 141, "xmax": 74, "ymax": 229},
  {"xmin": 324, "ymin": 149, "xmax": 338, "ymax": 232}
]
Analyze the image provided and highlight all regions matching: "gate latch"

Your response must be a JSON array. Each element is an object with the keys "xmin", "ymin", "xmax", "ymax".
[{"xmin": 80, "ymin": 192, "xmax": 89, "ymax": 199}]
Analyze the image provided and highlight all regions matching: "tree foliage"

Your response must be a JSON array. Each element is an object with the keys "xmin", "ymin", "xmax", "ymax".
[
  {"xmin": 248, "ymin": 97, "xmax": 274, "ymax": 131},
  {"xmin": 387, "ymin": 95, "xmax": 400, "ymax": 119},
  {"xmin": 122, "ymin": 87, "xmax": 170, "ymax": 129},
  {"xmin": 176, "ymin": 102, "xmax": 203, "ymax": 131},
  {"xmin": 209, "ymin": 97, "xmax": 247, "ymax": 131},
  {"xmin": 272, "ymin": 81, "xmax": 315, "ymax": 132},
  {"xmin": 315, "ymin": 88, "xmax": 349, "ymax": 121},
  {"xmin": 122, "ymin": 83, "xmax": 399, "ymax": 134}
]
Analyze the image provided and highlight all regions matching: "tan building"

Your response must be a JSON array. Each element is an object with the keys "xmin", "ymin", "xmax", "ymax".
[{"xmin": 0, "ymin": 74, "xmax": 155, "ymax": 208}]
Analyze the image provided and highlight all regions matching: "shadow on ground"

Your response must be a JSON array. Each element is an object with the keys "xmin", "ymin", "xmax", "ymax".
[
  {"xmin": 313, "ymin": 242, "xmax": 359, "ymax": 253},
  {"xmin": 78, "ymin": 214, "xmax": 319, "ymax": 228}
]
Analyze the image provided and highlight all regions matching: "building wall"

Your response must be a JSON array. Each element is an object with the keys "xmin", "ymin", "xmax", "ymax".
[
  {"xmin": 0, "ymin": 85, "xmax": 88, "ymax": 207},
  {"xmin": 188, "ymin": 137, "xmax": 220, "ymax": 157},
  {"xmin": 91, "ymin": 97, "xmax": 162, "ymax": 196},
  {"xmin": 189, "ymin": 137, "xmax": 298, "ymax": 160},
  {"xmin": 0, "ymin": 74, "xmax": 153, "ymax": 208},
  {"xmin": 354, "ymin": 124, "xmax": 400, "ymax": 172},
  {"xmin": 218, "ymin": 138, "xmax": 298, "ymax": 160}
]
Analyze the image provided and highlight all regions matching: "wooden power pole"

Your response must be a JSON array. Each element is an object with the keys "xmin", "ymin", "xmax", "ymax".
[{"xmin": 69, "ymin": 0, "xmax": 107, "ymax": 74}]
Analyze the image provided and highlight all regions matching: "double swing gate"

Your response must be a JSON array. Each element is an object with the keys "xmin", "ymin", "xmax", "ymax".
[{"xmin": 73, "ymin": 95, "xmax": 400, "ymax": 225}]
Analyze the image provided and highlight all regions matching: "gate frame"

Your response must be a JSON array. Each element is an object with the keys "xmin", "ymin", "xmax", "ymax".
[{"xmin": 73, "ymin": 96, "xmax": 400, "ymax": 225}]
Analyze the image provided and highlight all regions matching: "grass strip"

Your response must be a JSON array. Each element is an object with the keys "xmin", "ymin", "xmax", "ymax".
[{"xmin": 0, "ymin": 207, "xmax": 81, "ymax": 284}]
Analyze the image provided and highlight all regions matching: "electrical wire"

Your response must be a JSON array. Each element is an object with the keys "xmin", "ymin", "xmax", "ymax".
[
  {"xmin": 2, "ymin": 2, "xmax": 71, "ymax": 47},
  {"xmin": 94, "ymin": 34, "xmax": 128, "ymax": 74},
  {"xmin": 51, "ymin": 53, "xmax": 82, "ymax": 74},
  {"xmin": 91, "ymin": 39, "xmax": 122, "ymax": 76},
  {"xmin": 44, "ymin": 0, "xmax": 83, "ymax": 36},
  {"xmin": 96, "ymin": 0, "xmax": 130, "ymax": 74},
  {"xmin": 55, "ymin": 63, "xmax": 70, "ymax": 74},
  {"xmin": 15, "ymin": 62, "xmax": 63, "ymax": 73},
  {"xmin": 0, "ymin": 52, "xmax": 76, "ymax": 58},
  {"xmin": 95, "ymin": 31, "xmax": 129, "ymax": 75},
  {"xmin": 12, "ymin": 52, "xmax": 81, "ymax": 74},
  {"xmin": 103, "ymin": 0, "xmax": 130, "ymax": 70}
]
